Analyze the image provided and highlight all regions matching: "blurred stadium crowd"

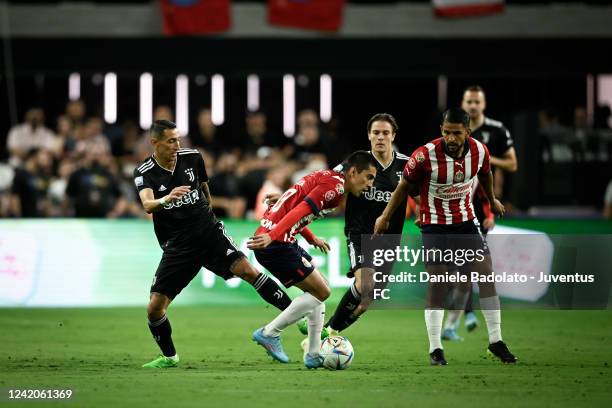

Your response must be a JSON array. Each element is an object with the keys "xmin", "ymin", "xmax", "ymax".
[
  {"xmin": 1, "ymin": 98, "xmax": 612, "ymax": 220},
  {"xmin": 0, "ymin": 100, "xmax": 347, "ymax": 219}
]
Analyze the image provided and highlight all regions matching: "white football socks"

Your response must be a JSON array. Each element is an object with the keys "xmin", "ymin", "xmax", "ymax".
[
  {"xmin": 307, "ymin": 302, "xmax": 325, "ymax": 356},
  {"xmin": 425, "ymin": 309, "xmax": 444, "ymax": 353},
  {"xmin": 263, "ymin": 292, "xmax": 322, "ymax": 337},
  {"xmin": 480, "ymin": 295, "xmax": 502, "ymax": 343}
]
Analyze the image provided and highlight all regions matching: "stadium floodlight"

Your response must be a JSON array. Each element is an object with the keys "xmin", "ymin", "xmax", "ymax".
[
  {"xmin": 139, "ymin": 73, "xmax": 153, "ymax": 130},
  {"xmin": 247, "ymin": 74, "xmax": 260, "ymax": 112},
  {"xmin": 211, "ymin": 74, "xmax": 225, "ymax": 126},
  {"xmin": 176, "ymin": 74, "xmax": 189, "ymax": 136},
  {"xmin": 68, "ymin": 73, "xmax": 80, "ymax": 101},
  {"xmin": 103, "ymin": 73, "xmax": 117, "ymax": 124},
  {"xmin": 283, "ymin": 74, "xmax": 295, "ymax": 137},
  {"xmin": 320, "ymin": 74, "xmax": 332, "ymax": 123}
]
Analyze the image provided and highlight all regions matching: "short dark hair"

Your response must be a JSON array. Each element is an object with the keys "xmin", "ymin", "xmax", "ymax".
[
  {"xmin": 367, "ymin": 113, "xmax": 398, "ymax": 134},
  {"xmin": 343, "ymin": 150, "xmax": 376, "ymax": 173},
  {"xmin": 464, "ymin": 85, "xmax": 485, "ymax": 95},
  {"xmin": 150, "ymin": 120, "xmax": 176, "ymax": 140},
  {"xmin": 442, "ymin": 108, "xmax": 470, "ymax": 128}
]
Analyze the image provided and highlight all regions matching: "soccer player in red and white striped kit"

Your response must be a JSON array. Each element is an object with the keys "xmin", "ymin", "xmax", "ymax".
[
  {"xmin": 374, "ymin": 108, "xmax": 517, "ymax": 365},
  {"xmin": 248, "ymin": 151, "xmax": 377, "ymax": 368}
]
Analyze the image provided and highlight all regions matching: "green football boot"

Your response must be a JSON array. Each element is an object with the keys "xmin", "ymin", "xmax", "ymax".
[
  {"xmin": 142, "ymin": 354, "xmax": 179, "ymax": 368},
  {"xmin": 296, "ymin": 318, "xmax": 330, "ymax": 339}
]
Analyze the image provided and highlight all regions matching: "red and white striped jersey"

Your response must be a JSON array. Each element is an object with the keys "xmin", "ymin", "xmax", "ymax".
[
  {"xmin": 403, "ymin": 137, "xmax": 490, "ymax": 225},
  {"xmin": 256, "ymin": 170, "xmax": 346, "ymax": 243}
]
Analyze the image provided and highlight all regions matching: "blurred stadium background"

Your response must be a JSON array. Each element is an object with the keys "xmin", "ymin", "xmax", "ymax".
[{"xmin": 1, "ymin": 1, "xmax": 611, "ymax": 406}]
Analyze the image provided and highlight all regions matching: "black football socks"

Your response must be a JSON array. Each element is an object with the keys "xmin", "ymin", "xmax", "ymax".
[
  {"xmin": 252, "ymin": 273, "xmax": 292, "ymax": 310},
  {"xmin": 326, "ymin": 282, "xmax": 361, "ymax": 331},
  {"xmin": 148, "ymin": 315, "xmax": 176, "ymax": 357}
]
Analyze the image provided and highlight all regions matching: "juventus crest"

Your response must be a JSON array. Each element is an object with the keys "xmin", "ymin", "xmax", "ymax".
[{"xmin": 185, "ymin": 168, "xmax": 195, "ymax": 182}]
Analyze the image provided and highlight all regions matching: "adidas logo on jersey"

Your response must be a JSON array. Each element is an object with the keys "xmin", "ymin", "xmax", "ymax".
[
  {"xmin": 226, "ymin": 249, "xmax": 235, "ymax": 256},
  {"xmin": 159, "ymin": 185, "xmax": 167, "ymax": 191}
]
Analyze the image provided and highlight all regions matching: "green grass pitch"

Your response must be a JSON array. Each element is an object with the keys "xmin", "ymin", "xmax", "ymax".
[{"xmin": 2, "ymin": 306, "xmax": 611, "ymax": 407}]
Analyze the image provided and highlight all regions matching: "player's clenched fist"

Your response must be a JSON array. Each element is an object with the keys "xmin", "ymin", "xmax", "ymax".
[{"xmin": 167, "ymin": 185, "xmax": 191, "ymax": 200}]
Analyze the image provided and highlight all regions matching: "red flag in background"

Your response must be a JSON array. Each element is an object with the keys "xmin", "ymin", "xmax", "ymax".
[
  {"xmin": 268, "ymin": 0, "xmax": 346, "ymax": 32},
  {"xmin": 161, "ymin": 0, "xmax": 231, "ymax": 35},
  {"xmin": 432, "ymin": 0, "xmax": 504, "ymax": 18}
]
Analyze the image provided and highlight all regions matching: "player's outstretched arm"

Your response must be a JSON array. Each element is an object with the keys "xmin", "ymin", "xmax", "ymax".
[
  {"xmin": 138, "ymin": 186, "xmax": 191, "ymax": 213},
  {"xmin": 374, "ymin": 178, "xmax": 412, "ymax": 235}
]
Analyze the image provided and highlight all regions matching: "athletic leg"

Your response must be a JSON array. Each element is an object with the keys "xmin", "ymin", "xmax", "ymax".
[{"xmin": 231, "ymin": 257, "xmax": 292, "ymax": 311}]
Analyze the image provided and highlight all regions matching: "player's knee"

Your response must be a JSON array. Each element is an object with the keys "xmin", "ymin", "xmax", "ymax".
[
  {"xmin": 239, "ymin": 266, "xmax": 259, "ymax": 285},
  {"xmin": 147, "ymin": 294, "xmax": 169, "ymax": 320},
  {"xmin": 232, "ymin": 258, "xmax": 258, "ymax": 284},
  {"xmin": 147, "ymin": 305, "xmax": 166, "ymax": 321},
  {"xmin": 354, "ymin": 268, "xmax": 376, "ymax": 294},
  {"xmin": 353, "ymin": 304, "xmax": 368, "ymax": 317},
  {"xmin": 478, "ymin": 256, "xmax": 493, "ymax": 271},
  {"xmin": 316, "ymin": 285, "xmax": 331, "ymax": 301},
  {"xmin": 477, "ymin": 282, "xmax": 497, "ymax": 297}
]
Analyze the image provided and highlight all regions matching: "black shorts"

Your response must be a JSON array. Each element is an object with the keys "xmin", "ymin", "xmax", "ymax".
[
  {"xmin": 254, "ymin": 241, "xmax": 315, "ymax": 288},
  {"xmin": 347, "ymin": 232, "xmax": 367, "ymax": 278},
  {"xmin": 346, "ymin": 232, "xmax": 401, "ymax": 278},
  {"xmin": 151, "ymin": 222, "xmax": 245, "ymax": 299},
  {"xmin": 420, "ymin": 219, "xmax": 489, "ymax": 266}
]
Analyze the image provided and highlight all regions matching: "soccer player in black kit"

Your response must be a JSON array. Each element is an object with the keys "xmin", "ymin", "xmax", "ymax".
[
  {"xmin": 134, "ymin": 120, "xmax": 292, "ymax": 368},
  {"xmin": 298, "ymin": 113, "xmax": 410, "ymax": 336}
]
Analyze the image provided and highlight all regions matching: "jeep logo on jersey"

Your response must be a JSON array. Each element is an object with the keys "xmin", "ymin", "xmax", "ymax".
[
  {"xmin": 184, "ymin": 168, "xmax": 195, "ymax": 182},
  {"xmin": 364, "ymin": 187, "xmax": 392, "ymax": 202},
  {"xmin": 162, "ymin": 189, "xmax": 200, "ymax": 209}
]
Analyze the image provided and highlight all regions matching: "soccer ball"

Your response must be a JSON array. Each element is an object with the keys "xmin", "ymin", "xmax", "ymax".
[{"xmin": 319, "ymin": 335, "xmax": 354, "ymax": 370}]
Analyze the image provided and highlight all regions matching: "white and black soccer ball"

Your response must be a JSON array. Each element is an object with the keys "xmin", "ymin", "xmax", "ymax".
[{"xmin": 319, "ymin": 335, "xmax": 354, "ymax": 370}]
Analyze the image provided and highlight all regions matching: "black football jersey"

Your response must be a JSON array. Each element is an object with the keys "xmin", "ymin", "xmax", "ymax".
[
  {"xmin": 133, "ymin": 148, "xmax": 216, "ymax": 249},
  {"xmin": 342, "ymin": 151, "xmax": 410, "ymax": 236},
  {"xmin": 470, "ymin": 117, "xmax": 514, "ymax": 161},
  {"xmin": 471, "ymin": 117, "xmax": 514, "ymax": 226}
]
